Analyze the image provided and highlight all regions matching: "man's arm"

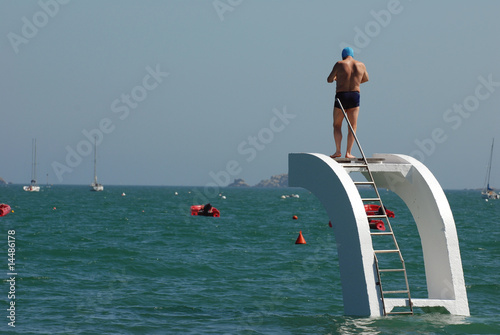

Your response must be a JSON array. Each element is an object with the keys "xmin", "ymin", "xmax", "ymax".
[
  {"xmin": 327, "ymin": 63, "xmax": 338, "ymax": 83},
  {"xmin": 361, "ymin": 65, "xmax": 369, "ymax": 83}
]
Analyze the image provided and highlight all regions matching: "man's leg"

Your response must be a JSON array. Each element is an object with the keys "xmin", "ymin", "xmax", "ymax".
[
  {"xmin": 332, "ymin": 107, "xmax": 344, "ymax": 158},
  {"xmin": 345, "ymin": 107, "xmax": 359, "ymax": 158}
]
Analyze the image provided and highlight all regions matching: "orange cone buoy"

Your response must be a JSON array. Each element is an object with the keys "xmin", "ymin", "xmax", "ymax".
[
  {"xmin": 292, "ymin": 215, "xmax": 298, "ymax": 220},
  {"xmin": 295, "ymin": 230, "xmax": 306, "ymax": 244}
]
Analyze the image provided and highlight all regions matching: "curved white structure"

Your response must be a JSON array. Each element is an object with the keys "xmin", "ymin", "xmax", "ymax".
[{"xmin": 288, "ymin": 153, "xmax": 469, "ymax": 316}]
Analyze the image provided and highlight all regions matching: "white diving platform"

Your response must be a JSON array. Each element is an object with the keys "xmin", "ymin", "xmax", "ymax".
[{"xmin": 288, "ymin": 152, "xmax": 470, "ymax": 317}]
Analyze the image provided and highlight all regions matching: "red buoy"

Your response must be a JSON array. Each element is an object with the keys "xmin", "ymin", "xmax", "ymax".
[
  {"xmin": 0, "ymin": 204, "xmax": 11, "ymax": 217},
  {"xmin": 295, "ymin": 231, "xmax": 306, "ymax": 244},
  {"xmin": 292, "ymin": 215, "xmax": 298, "ymax": 220}
]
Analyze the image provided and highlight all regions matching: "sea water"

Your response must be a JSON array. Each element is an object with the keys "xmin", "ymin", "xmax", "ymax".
[{"xmin": 0, "ymin": 185, "xmax": 499, "ymax": 334}]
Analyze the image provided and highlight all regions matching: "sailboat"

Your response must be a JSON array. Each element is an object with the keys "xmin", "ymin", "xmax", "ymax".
[
  {"xmin": 481, "ymin": 138, "xmax": 499, "ymax": 200},
  {"xmin": 90, "ymin": 138, "xmax": 103, "ymax": 192},
  {"xmin": 23, "ymin": 138, "xmax": 40, "ymax": 192}
]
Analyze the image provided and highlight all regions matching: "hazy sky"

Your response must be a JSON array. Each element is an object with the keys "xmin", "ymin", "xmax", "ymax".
[{"xmin": 1, "ymin": 0, "xmax": 500, "ymax": 189}]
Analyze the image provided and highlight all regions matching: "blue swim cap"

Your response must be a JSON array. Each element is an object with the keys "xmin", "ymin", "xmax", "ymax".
[{"xmin": 342, "ymin": 47, "xmax": 354, "ymax": 59}]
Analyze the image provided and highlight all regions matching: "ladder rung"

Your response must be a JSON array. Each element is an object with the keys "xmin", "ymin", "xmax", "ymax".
[
  {"xmin": 362, "ymin": 198, "xmax": 381, "ymax": 202},
  {"xmin": 370, "ymin": 232, "xmax": 393, "ymax": 236},
  {"xmin": 367, "ymin": 214, "xmax": 386, "ymax": 219},
  {"xmin": 386, "ymin": 311, "xmax": 413, "ymax": 315},
  {"xmin": 378, "ymin": 268, "xmax": 405, "ymax": 272},
  {"xmin": 383, "ymin": 290, "xmax": 409, "ymax": 294},
  {"xmin": 374, "ymin": 249, "xmax": 400, "ymax": 253},
  {"xmin": 342, "ymin": 164, "xmax": 368, "ymax": 168},
  {"xmin": 354, "ymin": 181, "xmax": 375, "ymax": 186}
]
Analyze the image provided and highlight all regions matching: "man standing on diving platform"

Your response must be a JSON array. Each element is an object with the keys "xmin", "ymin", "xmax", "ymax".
[{"xmin": 327, "ymin": 47, "xmax": 369, "ymax": 159}]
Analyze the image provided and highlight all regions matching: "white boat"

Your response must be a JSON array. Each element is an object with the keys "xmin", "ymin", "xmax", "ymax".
[
  {"xmin": 481, "ymin": 138, "xmax": 499, "ymax": 200},
  {"xmin": 23, "ymin": 138, "xmax": 40, "ymax": 192},
  {"xmin": 90, "ymin": 138, "xmax": 103, "ymax": 192}
]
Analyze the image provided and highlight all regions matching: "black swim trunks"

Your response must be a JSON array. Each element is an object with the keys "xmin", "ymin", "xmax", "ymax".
[{"xmin": 334, "ymin": 91, "xmax": 360, "ymax": 109}]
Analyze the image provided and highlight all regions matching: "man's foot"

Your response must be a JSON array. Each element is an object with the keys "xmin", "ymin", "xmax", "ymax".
[
  {"xmin": 330, "ymin": 152, "xmax": 342, "ymax": 159},
  {"xmin": 345, "ymin": 154, "xmax": 356, "ymax": 159}
]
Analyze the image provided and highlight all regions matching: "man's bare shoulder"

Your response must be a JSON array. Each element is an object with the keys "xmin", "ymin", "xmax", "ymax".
[
  {"xmin": 335, "ymin": 60, "xmax": 351, "ymax": 69},
  {"xmin": 353, "ymin": 59, "xmax": 366, "ymax": 68},
  {"xmin": 334, "ymin": 60, "xmax": 345, "ymax": 67},
  {"xmin": 337, "ymin": 59, "xmax": 351, "ymax": 65}
]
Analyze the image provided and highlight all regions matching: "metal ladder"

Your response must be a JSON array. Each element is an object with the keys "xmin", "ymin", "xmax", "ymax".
[{"xmin": 335, "ymin": 98, "xmax": 413, "ymax": 316}]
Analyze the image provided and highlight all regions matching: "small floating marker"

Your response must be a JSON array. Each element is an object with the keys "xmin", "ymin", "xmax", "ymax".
[
  {"xmin": 175, "ymin": 192, "xmax": 178, "ymax": 195},
  {"xmin": 53, "ymin": 207, "xmax": 56, "ymax": 210},
  {"xmin": 222, "ymin": 196, "xmax": 226, "ymax": 199},
  {"xmin": 122, "ymin": 192, "xmax": 126, "ymax": 196},
  {"xmin": 292, "ymin": 215, "xmax": 298, "ymax": 220},
  {"xmin": 329, "ymin": 221, "xmax": 332, "ymax": 228},
  {"xmin": 295, "ymin": 231, "xmax": 306, "ymax": 244}
]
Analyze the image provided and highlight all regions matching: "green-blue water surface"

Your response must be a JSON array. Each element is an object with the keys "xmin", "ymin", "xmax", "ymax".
[{"xmin": 0, "ymin": 185, "xmax": 499, "ymax": 334}]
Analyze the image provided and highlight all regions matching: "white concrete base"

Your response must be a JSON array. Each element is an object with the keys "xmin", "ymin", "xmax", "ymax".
[{"xmin": 288, "ymin": 153, "xmax": 469, "ymax": 316}]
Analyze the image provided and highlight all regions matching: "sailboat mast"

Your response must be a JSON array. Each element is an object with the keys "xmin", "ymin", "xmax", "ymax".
[
  {"xmin": 486, "ymin": 138, "xmax": 494, "ymax": 189},
  {"xmin": 90, "ymin": 136, "xmax": 103, "ymax": 191},
  {"xmin": 31, "ymin": 139, "xmax": 34, "ymax": 181},
  {"xmin": 34, "ymin": 138, "xmax": 37, "ymax": 183},
  {"xmin": 94, "ymin": 137, "xmax": 97, "ymax": 183},
  {"xmin": 32, "ymin": 138, "xmax": 37, "ymax": 184}
]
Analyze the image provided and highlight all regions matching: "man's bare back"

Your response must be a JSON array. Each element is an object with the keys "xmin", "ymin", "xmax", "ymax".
[{"xmin": 327, "ymin": 57, "xmax": 368, "ymax": 92}]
